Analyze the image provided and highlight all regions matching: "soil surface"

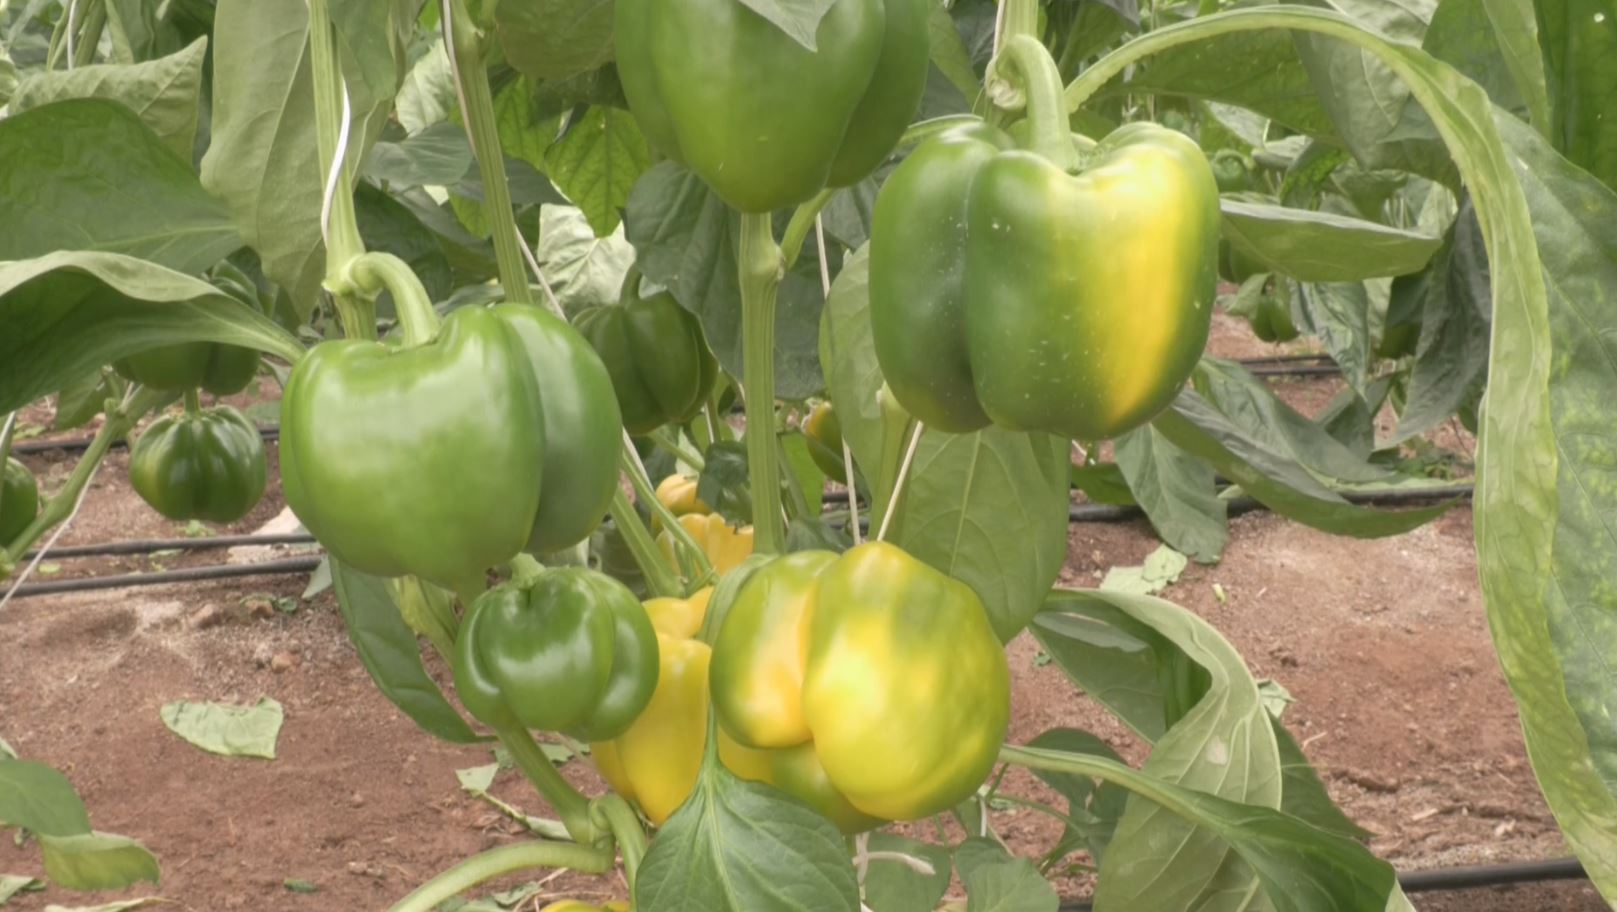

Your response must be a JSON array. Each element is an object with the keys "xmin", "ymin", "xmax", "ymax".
[{"xmin": 0, "ymin": 322, "xmax": 1607, "ymax": 911}]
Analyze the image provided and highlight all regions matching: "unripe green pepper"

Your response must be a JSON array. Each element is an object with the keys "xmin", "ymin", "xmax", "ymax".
[
  {"xmin": 710, "ymin": 542, "xmax": 1010, "ymax": 827},
  {"xmin": 453, "ymin": 567, "xmax": 659, "ymax": 742},
  {"xmin": 1, "ymin": 458, "xmax": 40, "ymax": 544},
  {"xmin": 615, "ymin": 0, "xmax": 929, "ymax": 212},
  {"xmin": 575, "ymin": 289, "xmax": 716, "ymax": 436},
  {"xmin": 870, "ymin": 40, "xmax": 1218, "ymax": 441},
  {"xmin": 129, "ymin": 404, "xmax": 267, "ymax": 523},
  {"xmin": 115, "ymin": 342, "xmax": 259, "ymax": 395},
  {"xmin": 802, "ymin": 401, "xmax": 847, "ymax": 484},
  {"xmin": 280, "ymin": 306, "xmax": 546, "ymax": 590}
]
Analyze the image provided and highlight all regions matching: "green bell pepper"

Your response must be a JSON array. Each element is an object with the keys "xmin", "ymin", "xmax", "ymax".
[
  {"xmin": 1, "ymin": 458, "xmax": 40, "ymax": 544},
  {"xmin": 454, "ymin": 567, "xmax": 659, "ymax": 742},
  {"xmin": 129, "ymin": 403, "xmax": 267, "ymax": 523},
  {"xmin": 709, "ymin": 542, "xmax": 1009, "ymax": 827},
  {"xmin": 615, "ymin": 0, "xmax": 929, "ymax": 213},
  {"xmin": 869, "ymin": 39, "xmax": 1219, "ymax": 441},
  {"xmin": 574, "ymin": 287, "xmax": 716, "ymax": 436}
]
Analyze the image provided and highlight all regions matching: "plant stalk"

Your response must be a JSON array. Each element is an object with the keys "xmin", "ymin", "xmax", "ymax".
[
  {"xmin": 619, "ymin": 447, "xmax": 713, "ymax": 586},
  {"xmin": 343, "ymin": 252, "xmax": 441, "ymax": 346},
  {"xmin": 591, "ymin": 793, "xmax": 647, "ymax": 894},
  {"xmin": 445, "ymin": 0, "xmax": 533, "ymax": 305},
  {"xmin": 995, "ymin": 36, "xmax": 1081, "ymax": 172},
  {"xmin": 779, "ymin": 190, "xmax": 836, "ymax": 270},
  {"xmin": 738, "ymin": 212, "xmax": 786, "ymax": 554},
  {"xmin": 70, "ymin": 0, "xmax": 105, "ymax": 68},
  {"xmin": 608, "ymin": 488, "xmax": 680, "ymax": 599},
  {"xmin": 386, "ymin": 840, "xmax": 614, "ymax": 912},
  {"xmin": 495, "ymin": 723, "xmax": 601, "ymax": 845},
  {"xmin": 307, "ymin": 0, "xmax": 373, "ymax": 339}
]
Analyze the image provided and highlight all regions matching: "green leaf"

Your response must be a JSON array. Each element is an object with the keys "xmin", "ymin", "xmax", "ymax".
[
  {"xmin": 1154, "ymin": 391, "xmax": 1454, "ymax": 537},
  {"xmin": 927, "ymin": 1, "xmax": 980, "ymax": 102},
  {"xmin": 734, "ymin": 0, "xmax": 838, "ymax": 51},
  {"xmin": 863, "ymin": 834, "xmax": 950, "ymax": 912},
  {"xmin": 1069, "ymin": 460, "xmax": 1137, "ymax": 507},
  {"xmin": 626, "ymin": 162, "xmax": 825, "ymax": 399},
  {"xmin": 544, "ymin": 107, "xmax": 652, "ymax": 237},
  {"xmin": 1390, "ymin": 199, "xmax": 1491, "ymax": 442},
  {"xmin": 365, "ymin": 122, "xmax": 476, "ymax": 188},
  {"xmin": 0, "ymin": 760, "xmax": 91, "ymax": 837},
  {"xmin": 331, "ymin": 559, "xmax": 481, "ymax": 744},
  {"xmin": 0, "ymin": 875, "xmax": 41, "ymax": 905},
  {"xmin": 43, "ymin": 897, "xmax": 166, "ymax": 912},
  {"xmin": 1004, "ymin": 743, "xmax": 1407, "ymax": 912},
  {"xmin": 38, "ymin": 833, "xmax": 160, "ymax": 892},
  {"xmin": 893, "ymin": 427, "xmax": 1071, "ymax": 643},
  {"xmin": 160, "ymin": 698, "xmax": 284, "ymax": 759},
  {"xmin": 0, "ymin": 251, "xmax": 304, "ymax": 414},
  {"xmin": 1421, "ymin": 0, "xmax": 1536, "ymax": 126},
  {"xmin": 1120, "ymin": 30, "xmax": 1339, "ymax": 138},
  {"xmin": 52, "ymin": 370, "xmax": 114, "ymax": 432},
  {"xmin": 634, "ymin": 742, "xmax": 859, "ymax": 911},
  {"xmin": 955, "ymin": 838, "xmax": 1057, "ymax": 912},
  {"xmin": 1220, "ymin": 200, "xmax": 1442, "ymax": 282},
  {"xmin": 0, "ymin": 99, "xmax": 238, "ymax": 274},
  {"xmin": 1037, "ymin": 588, "xmax": 1281, "ymax": 910},
  {"xmin": 1023, "ymin": 728, "xmax": 1129, "ymax": 865},
  {"xmin": 535, "ymin": 204, "xmax": 635, "ymax": 315},
  {"xmin": 1272, "ymin": 715, "xmax": 1371, "ymax": 841},
  {"xmin": 355, "ymin": 183, "xmax": 456, "ymax": 304},
  {"xmin": 1115, "ymin": 425, "xmax": 1228, "ymax": 563},
  {"xmin": 495, "ymin": 0, "xmax": 615, "ymax": 81},
  {"xmin": 9, "ymin": 37, "xmax": 207, "ymax": 157},
  {"xmin": 819, "ymin": 244, "xmax": 886, "ymax": 491},
  {"xmin": 1295, "ymin": 280, "xmax": 1377, "ymax": 394},
  {"xmin": 1539, "ymin": 0, "xmax": 1617, "ymax": 191},
  {"xmin": 1100, "ymin": 544, "xmax": 1188, "ymax": 596}
]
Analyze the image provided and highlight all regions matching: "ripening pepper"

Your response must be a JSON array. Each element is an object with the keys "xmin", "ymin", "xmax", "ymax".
[
  {"xmin": 870, "ymin": 77, "xmax": 1219, "ymax": 441},
  {"xmin": 615, "ymin": 0, "xmax": 929, "ymax": 212},
  {"xmin": 710, "ymin": 542, "xmax": 1010, "ymax": 826},
  {"xmin": 657, "ymin": 513, "xmax": 754, "ymax": 578},
  {"xmin": 454, "ymin": 567, "xmax": 658, "ymax": 742},
  {"xmin": 129, "ymin": 404, "xmax": 266, "ymax": 523},
  {"xmin": 115, "ymin": 342, "xmax": 260, "ymax": 396},
  {"xmin": 802, "ymin": 401, "xmax": 847, "ymax": 484},
  {"xmin": 575, "ymin": 289, "xmax": 716, "ymax": 436},
  {"xmin": 1, "ymin": 458, "xmax": 40, "ymax": 544},
  {"xmin": 655, "ymin": 474, "xmax": 710, "ymax": 520}
]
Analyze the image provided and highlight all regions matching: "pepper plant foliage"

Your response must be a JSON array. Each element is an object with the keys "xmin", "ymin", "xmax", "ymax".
[{"xmin": 1, "ymin": 0, "xmax": 1615, "ymax": 909}]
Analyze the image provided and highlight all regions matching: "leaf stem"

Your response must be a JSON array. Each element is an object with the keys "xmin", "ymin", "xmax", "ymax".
[
  {"xmin": 608, "ymin": 488, "xmax": 680, "ymax": 599},
  {"xmin": 444, "ymin": 0, "xmax": 533, "ymax": 305},
  {"xmin": 619, "ymin": 447, "xmax": 712, "ymax": 588},
  {"xmin": 779, "ymin": 189, "xmax": 836, "ymax": 270},
  {"xmin": 647, "ymin": 428, "xmax": 706, "ymax": 472},
  {"xmin": 738, "ymin": 212, "xmax": 786, "ymax": 554},
  {"xmin": 386, "ymin": 839, "xmax": 614, "ymax": 912},
  {"xmin": 591, "ymin": 793, "xmax": 647, "ymax": 894},
  {"xmin": 494, "ymin": 723, "xmax": 601, "ymax": 845}
]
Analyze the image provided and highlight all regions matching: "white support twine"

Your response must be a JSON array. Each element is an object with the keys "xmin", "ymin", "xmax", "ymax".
[{"xmin": 875, "ymin": 420, "xmax": 925, "ymax": 543}]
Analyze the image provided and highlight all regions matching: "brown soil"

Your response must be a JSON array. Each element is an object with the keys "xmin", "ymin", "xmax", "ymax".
[{"xmin": 0, "ymin": 335, "xmax": 1607, "ymax": 911}]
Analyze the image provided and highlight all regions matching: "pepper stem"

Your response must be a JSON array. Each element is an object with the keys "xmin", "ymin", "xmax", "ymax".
[
  {"xmin": 738, "ymin": 212, "xmax": 787, "ymax": 554},
  {"xmin": 590, "ymin": 794, "xmax": 647, "ymax": 895},
  {"xmin": 494, "ymin": 723, "xmax": 601, "ymax": 846},
  {"xmin": 994, "ymin": 36, "xmax": 1081, "ymax": 173},
  {"xmin": 619, "ymin": 446, "xmax": 713, "ymax": 589},
  {"xmin": 608, "ymin": 487, "xmax": 681, "ymax": 599},
  {"xmin": 344, "ymin": 252, "xmax": 441, "ymax": 348},
  {"xmin": 385, "ymin": 839, "xmax": 614, "ymax": 912},
  {"xmin": 183, "ymin": 389, "xmax": 202, "ymax": 415}
]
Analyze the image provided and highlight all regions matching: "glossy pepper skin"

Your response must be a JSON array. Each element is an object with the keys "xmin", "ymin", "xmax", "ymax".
[
  {"xmin": 454, "ymin": 567, "xmax": 658, "ymax": 742},
  {"xmin": 575, "ymin": 290, "xmax": 716, "ymax": 436},
  {"xmin": 615, "ymin": 0, "xmax": 929, "ymax": 213},
  {"xmin": 1, "ymin": 458, "xmax": 40, "ymax": 544},
  {"xmin": 870, "ymin": 121, "xmax": 1220, "ymax": 441},
  {"xmin": 491, "ymin": 304, "xmax": 622, "ymax": 553},
  {"xmin": 115, "ymin": 342, "xmax": 260, "ymax": 395},
  {"xmin": 279, "ymin": 306, "xmax": 544, "ymax": 590},
  {"xmin": 128, "ymin": 405, "xmax": 267, "ymax": 523},
  {"xmin": 710, "ymin": 542, "xmax": 1010, "ymax": 825},
  {"xmin": 657, "ymin": 513, "xmax": 754, "ymax": 578}
]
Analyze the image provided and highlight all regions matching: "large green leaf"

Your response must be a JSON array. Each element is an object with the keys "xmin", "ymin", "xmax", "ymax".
[
  {"xmin": 0, "ymin": 98, "xmax": 237, "ymax": 274},
  {"xmin": 892, "ymin": 427, "xmax": 1071, "ymax": 643},
  {"xmin": 544, "ymin": 106, "xmax": 651, "ymax": 237},
  {"xmin": 954, "ymin": 838, "xmax": 1058, "ymax": 912},
  {"xmin": 1294, "ymin": 280, "xmax": 1378, "ymax": 394},
  {"xmin": 1538, "ymin": 0, "xmax": 1617, "ymax": 191},
  {"xmin": 37, "ymin": 833, "xmax": 160, "ymax": 892},
  {"xmin": 0, "ymin": 760, "xmax": 91, "ymax": 837},
  {"xmin": 1003, "ymin": 744, "xmax": 1409, "ymax": 912},
  {"xmin": 863, "ymin": 833, "xmax": 951, "ymax": 912},
  {"xmin": 330, "ymin": 559, "xmax": 482, "ymax": 744},
  {"xmin": 820, "ymin": 244, "xmax": 885, "ymax": 487},
  {"xmin": 8, "ymin": 37, "xmax": 207, "ymax": 157},
  {"xmin": 0, "ymin": 251, "xmax": 304, "ymax": 413},
  {"xmin": 496, "ymin": 0, "xmax": 615, "ymax": 81},
  {"xmin": 634, "ymin": 735, "xmax": 859, "ymax": 911},
  {"xmin": 1420, "ymin": 0, "xmax": 1538, "ymax": 127},
  {"xmin": 1114, "ymin": 425, "xmax": 1228, "ymax": 564},
  {"xmin": 734, "ymin": 0, "xmax": 838, "ymax": 51},
  {"xmin": 1220, "ymin": 199, "xmax": 1442, "ymax": 282},
  {"xmin": 1037, "ymin": 589, "xmax": 1282, "ymax": 910},
  {"xmin": 625, "ymin": 162, "xmax": 824, "ymax": 399}
]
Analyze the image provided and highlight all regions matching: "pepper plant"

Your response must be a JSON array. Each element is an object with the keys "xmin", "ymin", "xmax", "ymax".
[{"xmin": 1, "ymin": 0, "xmax": 1616, "ymax": 909}]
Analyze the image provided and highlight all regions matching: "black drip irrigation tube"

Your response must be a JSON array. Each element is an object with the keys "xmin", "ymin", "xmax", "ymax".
[{"xmin": 1055, "ymin": 857, "xmax": 1588, "ymax": 910}]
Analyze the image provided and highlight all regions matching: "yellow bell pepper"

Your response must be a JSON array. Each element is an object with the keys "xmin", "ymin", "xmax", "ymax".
[
  {"xmin": 651, "ymin": 474, "xmax": 709, "ymax": 535},
  {"xmin": 656, "ymin": 512, "xmax": 754, "ymax": 578}
]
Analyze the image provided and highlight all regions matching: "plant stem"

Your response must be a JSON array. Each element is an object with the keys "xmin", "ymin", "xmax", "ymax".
[
  {"xmin": 71, "ymin": 0, "xmax": 104, "ymax": 68},
  {"xmin": 620, "ymin": 447, "xmax": 712, "ymax": 586},
  {"xmin": 591, "ymin": 794, "xmax": 647, "ymax": 894},
  {"xmin": 995, "ymin": 36, "xmax": 1081, "ymax": 172},
  {"xmin": 386, "ymin": 840, "xmax": 614, "ymax": 912},
  {"xmin": 445, "ymin": 0, "xmax": 532, "ymax": 305},
  {"xmin": 495, "ymin": 723, "xmax": 601, "ymax": 845},
  {"xmin": 609, "ymin": 488, "xmax": 680, "ymax": 599},
  {"xmin": 999, "ymin": 0, "xmax": 1039, "ymax": 48},
  {"xmin": 647, "ymin": 428, "xmax": 706, "ymax": 471},
  {"xmin": 737, "ymin": 212, "xmax": 786, "ymax": 554},
  {"xmin": 2, "ymin": 387, "xmax": 169, "ymax": 562},
  {"xmin": 343, "ymin": 252, "xmax": 441, "ymax": 346},
  {"xmin": 307, "ymin": 0, "xmax": 374, "ymax": 339},
  {"xmin": 183, "ymin": 389, "xmax": 202, "ymax": 415},
  {"xmin": 779, "ymin": 189, "xmax": 836, "ymax": 270}
]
